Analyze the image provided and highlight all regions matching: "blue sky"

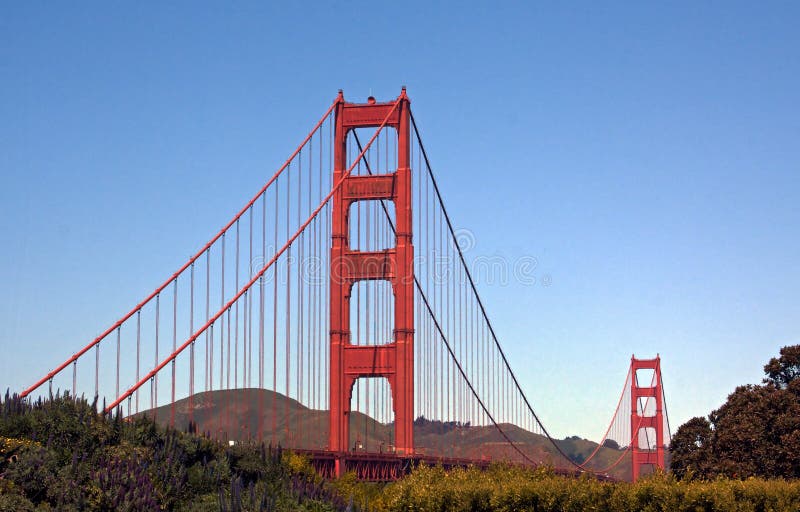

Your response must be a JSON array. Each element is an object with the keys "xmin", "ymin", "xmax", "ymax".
[{"xmin": 2, "ymin": 2, "xmax": 798, "ymax": 439}]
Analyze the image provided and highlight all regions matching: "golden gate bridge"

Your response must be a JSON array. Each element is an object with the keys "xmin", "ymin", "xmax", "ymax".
[{"xmin": 18, "ymin": 88, "xmax": 670, "ymax": 481}]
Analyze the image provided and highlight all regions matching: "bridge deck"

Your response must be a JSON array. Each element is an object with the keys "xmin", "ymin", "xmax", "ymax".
[{"xmin": 295, "ymin": 449, "xmax": 613, "ymax": 482}]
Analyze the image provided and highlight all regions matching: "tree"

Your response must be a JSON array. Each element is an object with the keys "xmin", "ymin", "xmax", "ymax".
[
  {"xmin": 764, "ymin": 345, "xmax": 800, "ymax": 389},
  {"xmin": 669, "ymin": 416, "xmax": 712, "ymax": 479},
  {"xmin": 670, "ymin": 344, "xmax": 800, "ymax": 479},
  {"xmin": 602, "ymin": 439, "xmax": 620, "ymax": 450},
  {"xmin": 709, "ymin": 384, "xmax": 800, "ymax": 478}
]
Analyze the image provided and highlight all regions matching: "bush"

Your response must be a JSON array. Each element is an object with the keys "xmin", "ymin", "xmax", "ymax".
[
  {"xmin": 0, "ymin": 393, "xmax": 349, "ymax": 511},
  {"xmin": 372, "ymin": 464, "xmax": 800, "ymax": 512}
]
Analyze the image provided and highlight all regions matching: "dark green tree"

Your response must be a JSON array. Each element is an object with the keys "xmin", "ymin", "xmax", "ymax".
[
  {"xmin": 670, "ymin": 344, "xmax": 800, "ymax": 479},
  {"xmin": 668, "ymin": 416, "xmax": 712, "ymax": 479},
  {"xmin": 602, "ymin": 438, "xmax": 620, "ymax": 450},
  {"xmin": 710, "ymin": 384, "xmax": 800, "ymax": 478},
  {"xmin": 764, "ymin": 345, "xmax": 800, "ymax": 389}
]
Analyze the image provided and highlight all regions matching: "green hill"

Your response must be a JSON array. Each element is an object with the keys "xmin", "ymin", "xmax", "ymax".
[{"xmin": 142, "ymin": 388, "xmax": 633, "ymax": 480}]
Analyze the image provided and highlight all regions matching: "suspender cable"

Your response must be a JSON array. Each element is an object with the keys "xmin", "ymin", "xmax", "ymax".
[
  {"xmin": 221, "ymin": 234, "xmax": 226, "ymax": 391},
  {"xmin": 272, "ymin": 175, "xmax": 279, "ymax": 444},
  {"xmin": 115, "ymin": 326, "xmax": 121, "ymax": 410},
  {"xmin": 235, "ymin": 220, "xmax": 239, "ymax": 390},
  {"xmin": 226, "ymin": 307, "xmax": 231, "ymax": 430},
  {"xmin": 248, "ymin": 206, "xmax": 254, "ymax": 388},
  {"xmin": 94, "ymin": 343, "xmax": 99, "ymax": 400},
  {"xmin": 414, "ymin": 110, "xmax": 652, "ymax": 471},
  {"xmin": 189, "ymin": 263, "xmax": 194, "ymax": 425},
  {"xmin": 136, "ymin": 310, "xmax": 141, "ymax": 413},
  {"xmin": 257, "ymin": 196, "xmax": 265, "ymax": 439},
  {"xmin": 205, "ymin": 249, "xmax": 210, "ymax": 392},
  {"xmin": 285, "ymin": 160, "xmax": 292, "ymax": 445},
  {"xmin": 105, "ymin": 100, "xmax": 398, "ymax": 427},
  {"xmin": 261, "ymin": 187, "xmax": 266, "ymax": 391},
  {"xmin": 297, "ymin": 151, "xmax": 304, "ymax": 446},
  {"xmin": 20, "ymin": 101, "xmax": 337, "ymax": 401},
  {"xmin": 154, "ymin": 293, "xmax": 160, "ymax": 413},
  {"xmin": 171, "ymin": 278, "xmax": 177, "ymax": 428}
]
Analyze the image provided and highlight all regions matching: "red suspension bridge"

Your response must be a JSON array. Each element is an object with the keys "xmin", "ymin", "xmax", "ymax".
[{"xmin": 18, "ymin": 89, "xmax": 670, "ymax": 481}]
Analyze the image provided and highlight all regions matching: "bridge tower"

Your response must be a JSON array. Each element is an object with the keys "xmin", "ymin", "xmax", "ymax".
[
  {"xmin": 329, "ymin": 89, "xmax": 414, "ymax": 475},
  {"xmin": 630, "ymin": 355, "xmax": 665, "ymax": 481}
]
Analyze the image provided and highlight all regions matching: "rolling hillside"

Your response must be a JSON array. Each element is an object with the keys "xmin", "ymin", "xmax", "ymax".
[{"xmin": 142, "ymin": 388, "xmax": 633, "ymax": 480}]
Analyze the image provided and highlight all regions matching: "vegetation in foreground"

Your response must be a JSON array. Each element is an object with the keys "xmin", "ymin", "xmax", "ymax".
[
  {"xmin": 2, "ymin": 395, "xmax": 800, "ymax": 511},
  {"xmin": 0, "ymin": 392, "xmax": 349, "ymax": 511},
  {"xmin": 340, "ymin": 464, "xmax": 800, "ymax": 512},
  {"xmin": 2, "ymin": 344, "xmax": 800, "ymax": 511}
]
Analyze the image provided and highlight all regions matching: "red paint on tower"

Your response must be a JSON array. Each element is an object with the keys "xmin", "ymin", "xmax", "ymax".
[
  {"xmin": 630, "ymin": 355, "xmax": 666, "ymax": 481},
  {"xmin": 329, "ymin": 89, "xmax": 414, "ymax": 476}
]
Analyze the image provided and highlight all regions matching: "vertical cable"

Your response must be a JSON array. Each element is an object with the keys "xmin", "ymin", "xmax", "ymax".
[
  {"xmin": 248, "ymin": 206, "xmax": 254, "ymax": 387},
  {"xmin": 136, "ymin": 309, "xmax": 141, "ymax": 413},
  {"xmin": 309, "ymin": 214, "xmax": 316, "ymax": 422},
  {"xmin": 297, "ymin": 149, "xmax": 304, "ymax": 446},
  {"xmin": 442, "ymin": 220, "xmax": 452, "ymax": 419},
  {"xmin": 326, "ymin": 112, "xmax": 332, "ymax": 412},
  {"xmin": 285, "ymin": 158, "xmax": 292, "ymax": 445},
  {"xmin": 261, "ymin": 193, "xmax": 266, "ymax": 390},
  {"xmin": 171, "ymin": 278, "xmax": 177, "ymax": 427},
  {"xmin": 154, "ymin": 293, "xmax": 160, "ymax": 414},
  {"xmin": 226, "ymin": 306, "xmax": 231, "ymax": 432},
  {"xmin": 205, "ymin": 249, "xmax": 210, "ymax": 392},
  {"xmin": 94, "ymin": 343, "xmax": 99, "ymax": 399},
  {"xmin": 189, "ymin": 263, "xmax": 194, "ymax": 424},
  {"xmin": 272, "ymin": 170, "xmax": 279, "ymax": 444},
  {"xmin": 209, "ymin": 323, "xmax": 214, "ymax": 435},
  {"xmin": 318, "ymin": 121, "xmax": 323, "ymax": 415},
  {"xmin": 257, "ymin": 193, "xmax": 265, "ymax": 441},
  {"xmin": 297, "ymin": 149, "xmax": 303, "ymax": 445},
  {"xmin": 461, "ymin": 280, "xmax": 466, "ymax": 430},
  {"xmin": 221, "ymin": 233, "xmax": 226, "ymax": 391},
  {"xmin": 235, "ymin": 220, "xmax": 240, "ymax": 389},
  {"xmin": 115, "ymin": 326, "xmax": 121, "ymax": 406},
  {"xmin": 243, "ymin": 288, "xmax": 248, "ymax": 388}
]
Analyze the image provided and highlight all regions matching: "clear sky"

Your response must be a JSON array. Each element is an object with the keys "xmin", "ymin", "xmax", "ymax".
[{"xmin": 2, "ymin": 2, "xmax": 798, "ymax": 440}]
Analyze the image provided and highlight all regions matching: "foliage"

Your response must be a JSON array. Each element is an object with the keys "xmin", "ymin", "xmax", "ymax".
[
  {"xmin": 670, "ymin": 344, "xmax": 800, "ymax": 479},
  {"xmin": 668, "ymin": 416, "xmax": 713, "ymax": 480},
  {"xmin": 344, "ymin": 463, "xmax": 800, "ymax": 512},
  {"xmin": 4, "ymin": 362, "xmax": 800, "ymax": 512},
  {"xmin": 764, "ymin": 345, "xmax": 800, "ymax": 389},
  {"xmin": 0, "ymin": 391, "xmax": 350, "ymax": 511},
  {"xmin": 413, "ymin": 416, "xmax": 470, "ymax": 434}
]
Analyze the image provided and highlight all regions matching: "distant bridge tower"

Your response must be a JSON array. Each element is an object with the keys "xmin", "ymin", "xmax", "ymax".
[
  {"xmin": 329, "ymin": 89, "xmax": 414, "ymax": 476},
  {"xmin": 630, "ymin": 355, "xmax": 666, "ymax": 481}
]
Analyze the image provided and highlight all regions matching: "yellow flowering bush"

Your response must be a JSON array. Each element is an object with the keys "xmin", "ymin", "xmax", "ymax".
[
  {"xmin": 347, "ymin": 464, "xmax": 800, "ymax": 512},
  {"xmin": 0, "ymin": 436, "xmax": 40, "ymax": 455}
]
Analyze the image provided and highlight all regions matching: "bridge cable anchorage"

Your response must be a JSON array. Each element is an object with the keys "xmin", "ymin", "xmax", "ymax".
[
  {"xmin": 104, "ymin": 98, "xmax": 401, "ymax": 414},
  {"xmin": 409, "ymin": 111, "xmax": 653, "ymax": 473}
]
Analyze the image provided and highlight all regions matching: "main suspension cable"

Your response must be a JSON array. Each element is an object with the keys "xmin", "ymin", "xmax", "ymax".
[
  {"xmin": 409, "ymin": 110, "xmax": 634, "ymax": 474},
  {"xmin": 105, "ymin": 98, "xmax": 400, "ymax": 414}
]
